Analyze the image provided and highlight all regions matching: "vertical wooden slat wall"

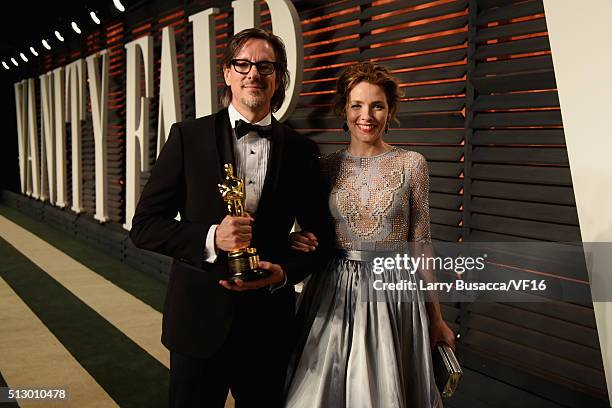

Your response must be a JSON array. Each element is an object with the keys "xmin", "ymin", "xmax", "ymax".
[
  {"xmin": 459, "ymin": 1, "xmax": 606, "ymax": 407},
  {"xmin": 22, "ymin": 0, "xmax": 608, "ymax": 406},
  {"xmin": 107, "ymin": 21, "xmax": 126, "ymax": 223}
]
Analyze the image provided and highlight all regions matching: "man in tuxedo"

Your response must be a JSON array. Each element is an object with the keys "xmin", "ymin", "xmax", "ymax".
[{"xmin": 130, "ymin": 28, "xmax": 330, "ymax": 407}]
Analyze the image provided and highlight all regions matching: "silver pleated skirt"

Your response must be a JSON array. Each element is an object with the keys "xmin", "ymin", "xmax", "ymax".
[{"xmin": 285, "ymin": 250, "xmax": 443, "ymax": 408}]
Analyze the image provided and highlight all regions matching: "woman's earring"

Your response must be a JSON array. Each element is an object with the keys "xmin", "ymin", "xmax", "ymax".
[{"xmin": 342, "ymin": 122, "xmax": 349, "ymax": 132}]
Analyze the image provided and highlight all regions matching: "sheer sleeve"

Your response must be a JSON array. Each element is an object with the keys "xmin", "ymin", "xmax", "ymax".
[{"xmin": 408, "ymin": 153, "xmax": 432, "ymax": 244}]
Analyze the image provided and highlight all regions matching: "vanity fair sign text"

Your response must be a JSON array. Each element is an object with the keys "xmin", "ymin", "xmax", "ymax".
[{"xmin": 13, "ymin": 0, "xmax": 303, "ymax": 230}]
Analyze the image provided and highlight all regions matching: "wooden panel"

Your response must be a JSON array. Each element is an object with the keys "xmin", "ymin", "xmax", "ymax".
[
  {"xmin": 471, "ymin": 146, "xmax": 569, "ymax": 165},
  {"xmin": 427, "ymin": 162, "xmax": 464, "ymax": 177},
  {"xmin": 469, "ymin": 229, "xmax": 540, "ymax": 242},
  {"xmin": 473, "ymin": 92, "xmax": 560, "ymax": 111},
  {"xmin": 403, "ymin": 81, "xmax": 466, "ymax": 98},
  {"xmin": 396, "ymin": 112, "xmax": 465, "ymax": 128},
  {"xmin": 430, "ymin": 208, "xmax": 462, "ymax": 226},
  {"xmin": 382, "ymin": 49, "xmax": 467, "ymax": 71},
  {"xmin": 471, "ymin": 163, "xmax": 572, "ymax": 185},
  {"xmin": 305, "ymin": 38, "xmax": 360, "ymax": 57},
  {"xmin": 394, "ymin": 65, "xmax": 467, "ymax": 83},
  {"xmin": 460, "ymin": 347, "xmax": 609, "ymax": 407},
  {"xmin": 361, "ymin": 32, "xmax": 468, "ymax": 59},
  {"xmin": 301, "ymin": 81, "xmax": 337, "ymax": 93},
  {"xmin": 478, "ymin": 0, "xmax": 520, "ymax": 9},
  {"xmin": 301, "ymin": 12, "xmax": 358, "ymax": 32},
  {"xmin": 476, "ymin": 0, "xmax": 544, "ymax": 25},
  {"xmin": 386, "ymin": 130, "xmax": 465, "ymax": 145},
  {"xmin": 432, "ymin": 223, "xmax": 463, "ymax": 242},
  {"xmin": 361, "ymin": 0, "xmax": 440, "ymax": 19},
  {"xmin": 471, "ymin": 213, "xmax": 581, "ymax": 241},
  {"xmin": 445, "ymin": 378, "xmax": 500, "ymax": 408},
  {"xmin": 473, "ymin": 111, "xmax": 562, "ymax": 128},
  {"xmin": 430, "ymin": 192, "xmax": 463, "ymax": 210},
  {"xmin": 430, "ymin": 177, "xmax": 463, "ymax": 194},
  {"xmin": 461, "ymin": 337, "xmax": 607, "ymax": 403},
  {"xmin": 362, "ymin": 0, "xmax": 468, "ymax": 32},
  {"xmin": 297, "ymin": 0, "xmax": 368, "ymax": 20},
  {"xmin": 474, "ymin": 55, "xmax": 553, "ymax": 76},
  {"xmin": 304, "ymin": 51, "xmax": 360, "ymax": 69},
  {"xmin": 358, "ymin": 15, "xmax": 468, "ymax": 47},
  {"xmin": 404, "ymin": 146, "xmax": 464, "ymax": 162},
  {"xmin": 468, "ymin": 302, "xmax": 600, "ymax": 350},
  {"xmin": 474, "ymin": 248, "xmax": 589, "ymax": 286},
  {"xmin": 472, "ymin": 70, "xmax": 557, "ymax": 93},
  {"xmin": 466, "ymin": 313, "xmax": 603, "ymax": 372},
  {"xmin": 509, "ymin": 302, "xmax": 597, "ymax": 329},
  {"xmin": 476, "ymin": 18, "xmax": 548, "ymax": 42},
  {"xmin": 472, "ymin": 180, "xmax": 576, "ymax": 205},
  {"xmin": 475, "ymin": 36, "xmax": 551, "ymax": 59},
  {"xmin": 106, "ymin": 22, "xmax": 126, "ymax": 224},
  {"xmin": 471, "ymin": 196, "xmax": 579, "ymax": 224},
  {"xmin": 304, "ymin": 25, "xmax": 359, "ymax": 44},
  {"xmin": 397, "ymin": 97, "xmax": 465, "ymax": 113}
]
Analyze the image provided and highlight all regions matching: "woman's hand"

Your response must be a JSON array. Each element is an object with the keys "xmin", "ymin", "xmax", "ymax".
[
  {"xmin": 429, "ymin": 317, "xmax": 456, "ymax": 350},
  {"xmin": 289, "ymin": 231, "xmax": 319, "ymax": 252}
]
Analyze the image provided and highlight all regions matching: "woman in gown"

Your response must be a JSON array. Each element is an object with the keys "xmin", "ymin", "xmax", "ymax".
[{"xmin": 284, "ymin": 62, "xmax": 456, "ymax": 408}]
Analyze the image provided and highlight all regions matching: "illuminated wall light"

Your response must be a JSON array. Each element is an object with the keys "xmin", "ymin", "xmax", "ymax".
[
  {"xmin": 11, "ymin": 57, "xmax": 18, "ymax": 66},
  {"xmin": 113, "ymin": 0, "xmax": 126, "ymax": 12},
  {"xmin": 71, "ymin": 21, "xmax": 82, "ymax": 34},
  {"xmin": 2, "ymin": 61, "xmax": 10, "ymax": 70},
  {"xmin": 90, "ymin": 11, "xmax": 101, "ymax": 24},
  {"xmin": 42, "ymin": 39, "xmax": 51, "ymax": 50},
  {"xmin": 30, "ymin": 46, "xmax": 38, "ymax": 56},
  {"xmin": 20, "ymin": 52, "xmax": 28, "ymax": 62},
  {"xmin": 54, "ymin": 30, "xmax": 65, "ymax": 42}
]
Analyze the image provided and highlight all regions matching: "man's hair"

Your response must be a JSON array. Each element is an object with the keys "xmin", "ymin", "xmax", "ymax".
[
  {"xmin": 333, "ymin": 62, "xmax": 402, "ymax": 124},
  {"xmin": 221, "ymin": 28, "xmax": 289, "ymax": 112}
]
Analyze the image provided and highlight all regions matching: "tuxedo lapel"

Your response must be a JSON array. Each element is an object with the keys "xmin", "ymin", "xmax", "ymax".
[
  {"xmin": 214, "ymin": 108, "xmax": 236, "ymax": 178},
  {"xmin": 257, "ymin": 117, "xmax": 285, "ymax": 213}
]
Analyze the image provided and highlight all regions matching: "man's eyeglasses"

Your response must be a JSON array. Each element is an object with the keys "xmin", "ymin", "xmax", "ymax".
[{"xmin": 230, "ymin": 59, "xmax": 277, "ymax": 76}]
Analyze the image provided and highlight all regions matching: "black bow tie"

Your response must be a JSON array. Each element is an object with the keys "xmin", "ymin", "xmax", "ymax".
[{"xmin": 234, "ymin": 119, "xmax": 273, "ymax": 139}]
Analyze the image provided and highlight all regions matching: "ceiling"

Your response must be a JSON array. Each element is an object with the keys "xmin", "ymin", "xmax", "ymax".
[{"xmin": 0, "ymin": 0, "xmax": 125, "ymax": 76}]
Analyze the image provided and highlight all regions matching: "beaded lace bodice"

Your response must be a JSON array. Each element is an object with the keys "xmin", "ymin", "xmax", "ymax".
[{"xmin": 321, "ymin": 146, "xmax": 432, "ymax": 251}]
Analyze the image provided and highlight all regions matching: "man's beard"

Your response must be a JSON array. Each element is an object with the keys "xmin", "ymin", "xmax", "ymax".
[
  {"xmin": 240, "ymin": 93, "xmax": 266, "ymax": 109},
  {"xmin": 240, "ymin": 80, "xmax": 268, "ymax": 109}
]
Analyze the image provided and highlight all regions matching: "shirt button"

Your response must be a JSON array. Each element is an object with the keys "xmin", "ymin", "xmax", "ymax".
[
  {"xmin": 248, "ymin": 180, "xmax": 254, "ymax": 185},
  {"xmin": 250, "ymin": 150, "xmax": 255, "ymax": 155}
]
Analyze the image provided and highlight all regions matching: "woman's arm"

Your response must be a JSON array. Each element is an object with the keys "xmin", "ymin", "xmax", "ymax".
[{"xmin": 409, "ymin": 153, "xmax": 456, "ymax": 348}]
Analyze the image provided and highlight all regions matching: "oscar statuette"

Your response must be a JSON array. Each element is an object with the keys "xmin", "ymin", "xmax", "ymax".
[{"xmin": 218, "ymin": 163, "xmax": 269, "ymax": 282}]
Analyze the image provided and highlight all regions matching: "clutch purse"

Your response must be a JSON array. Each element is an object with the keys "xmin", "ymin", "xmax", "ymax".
[{"xmin": 432, "ymin": 342, "xmax": 462, "ymax": 398}]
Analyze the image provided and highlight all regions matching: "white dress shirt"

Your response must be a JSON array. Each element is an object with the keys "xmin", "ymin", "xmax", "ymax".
[{"xmin": 203, "ymin": 104, "xmax": 272, "ymax": 263}]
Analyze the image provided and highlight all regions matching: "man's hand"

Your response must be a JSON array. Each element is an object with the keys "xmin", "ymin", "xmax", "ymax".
[
  {"xmin": 289, "ymin": 231, "xmax": 318, "ymax": 253},
  {"xmin": 215, "ymin": 214, "xmax": 254, "ymax": 252},
  {"xmin": 219, "ymin": 261, "xmax": 285, "ymax": 291}
]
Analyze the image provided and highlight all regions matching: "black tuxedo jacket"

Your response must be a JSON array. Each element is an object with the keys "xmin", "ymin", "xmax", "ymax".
[{"xmin": 129, "ymin": 108, "xmax": 331, "ymax": 358}]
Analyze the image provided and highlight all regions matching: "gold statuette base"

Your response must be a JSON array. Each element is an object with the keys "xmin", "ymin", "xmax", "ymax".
[{"xmin": 227, "ymin": 248, "xmax": 270, "ymax": 282}]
